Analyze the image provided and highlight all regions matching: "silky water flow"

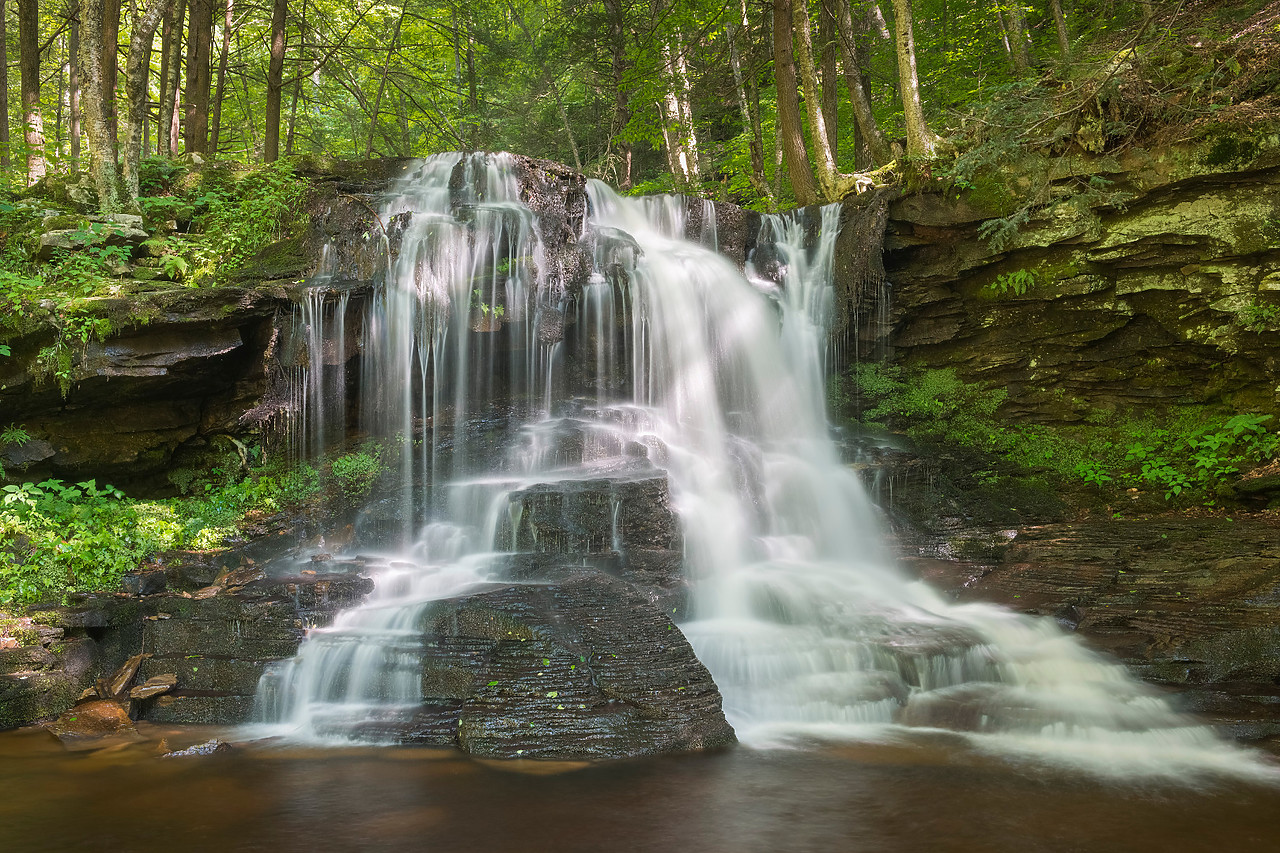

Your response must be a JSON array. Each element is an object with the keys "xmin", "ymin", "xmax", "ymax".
[{"xmin": 252, "ymin": 152, "xmax": 1264, "ymax": 778}]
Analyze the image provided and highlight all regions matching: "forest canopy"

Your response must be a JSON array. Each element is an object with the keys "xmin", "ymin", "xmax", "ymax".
[{"xmin": 1, "ymin": 0, "xmax": 1278, "ymax": 212}]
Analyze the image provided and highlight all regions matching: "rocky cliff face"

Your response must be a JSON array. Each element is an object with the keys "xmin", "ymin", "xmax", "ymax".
[
  {"xmin": 0, "ymin": 287, "xmax": 283, "ymax": 493},
  {"xmin": 883, "ymin": 138, "xmax": 1280, "ymax": 422}
]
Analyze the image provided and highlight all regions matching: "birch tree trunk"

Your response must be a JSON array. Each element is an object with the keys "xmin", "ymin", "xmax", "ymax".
[
  {"xmin": 79, "ymin": 0, "xmax": 129, "ymax": 208},
  {"xmin": 773, "ymin": 0, "xmax": 818, "ymax": 205},
  {"xmin": 889, "ymin": 0, "xmax": 936, "ymax": 160},
  {"xmin": 18, "ymin": 0, "xmax": 46, "ymax": 184},
  {"xmin": 658, "ymin": 37, "xmax": 699, "ymax": 188},
  {"xmin": 122, "ymin": 0, "xmax": 172, "ymax": 196}
]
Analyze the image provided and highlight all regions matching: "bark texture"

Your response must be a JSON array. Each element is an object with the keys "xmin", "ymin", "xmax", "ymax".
[
  {"xmin": 183, "ymin": 0, "xmax": 213, "ymax": 154},
  {"xmin": 17, "ymin": 0, "xmax": 46, "ymax": 184},
  {"xmin": 263, "ymin": 0, "xmax": 285, "ymax": 161},
  {"xmin": 773, "ymin": 0, "xmax": 819, "ymax": 205},
  {"xmin": 889, "ymin": 0, "xmax": 936, "ymax": 159},
  {"xmin": 123, "ymin": 0, "xmax": 173, "ymax": 196},
  {"xmin": 78, "ymin": 0, "xmax": 129, "ymax": 209}
]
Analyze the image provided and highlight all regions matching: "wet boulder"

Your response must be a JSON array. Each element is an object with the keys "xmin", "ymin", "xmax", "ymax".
[{"xmin": 320, "ymin": 567, "xmax": 736, "ymax": 760}]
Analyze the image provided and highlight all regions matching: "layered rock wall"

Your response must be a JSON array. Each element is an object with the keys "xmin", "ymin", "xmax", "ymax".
[{"xmin": 883, "ymin": 143, "xmax": 1280, "ymax": 422}]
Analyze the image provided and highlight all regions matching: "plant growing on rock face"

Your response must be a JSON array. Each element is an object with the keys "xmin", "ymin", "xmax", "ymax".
[
  {"xmin": 1238, "ymin": 300, "xmax": 1280, "ymax": 332},
  {"xmin": 35, "ymin": 312, "xmax": 114, "ymax": 397},
  {"xmin": 985, "ymin": 268, "xmax": 1040, "ymax": 297},
  {"xmin": 331, "ymin": 444, "xmax": 384, "ymax": 502}
]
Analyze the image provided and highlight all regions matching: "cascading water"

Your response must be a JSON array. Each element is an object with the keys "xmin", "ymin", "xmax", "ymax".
[{"xmin": 255, "ymin": 152, "xmax": 1261, "ymax": 777}]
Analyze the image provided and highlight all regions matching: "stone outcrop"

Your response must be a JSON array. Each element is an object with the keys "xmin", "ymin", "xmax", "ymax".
[
  {"xmin": 325, "ymin": 566, "xmax": 735, "ymax": 759},
  {"xmin": 883, "ymin": 140, "xmax": 1280, "ymax": 422},
  {"xmin": 909, "ymin": 516, "xmax": 1280, "ymax": 750},
  {"xmin": 0, "ymin": 286, "xmax": 284, "ymax": 493},
  {"xmin": 1, "ymin": 553, "xmax": 373, "ymax": 729}
]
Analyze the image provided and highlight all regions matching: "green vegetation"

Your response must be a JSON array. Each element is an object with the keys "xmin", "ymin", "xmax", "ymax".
[
  {"xmin": 0, "ymin": 160, "xmax": 309, "ymax": 323},
  {"xmin": 0, "ymin": 437, "xmax": 391, "ymax": 609},
  {"xmin": 985, "ymin": 268, "xmax": 1041, "ymax": 298},
  {"xmin": 836, "ymin": 363, "xmax": 1280, "ymax": 507},
  {"xmin": 331, "ymin": 443, "xmax": 386, "ymax": 501}
]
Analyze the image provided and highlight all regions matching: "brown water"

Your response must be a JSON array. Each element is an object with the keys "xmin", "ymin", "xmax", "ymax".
[{"xmin": 2, "ymin": 726, "xmax": 1278, "ymax": 853}]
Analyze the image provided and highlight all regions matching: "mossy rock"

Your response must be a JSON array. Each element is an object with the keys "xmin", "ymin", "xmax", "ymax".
[{"xmin": 231, "ymin": 236, "xmax": 307, "ymax": 282}]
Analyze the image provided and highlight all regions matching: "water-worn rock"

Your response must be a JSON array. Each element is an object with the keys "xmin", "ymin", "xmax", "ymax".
[
  {"xmin": 48, "ymin": 699, "xmax": 136, "ymax": 740},
  {"xmin": 0, "ymin": 570, "xmax": 373, "ymax": 731},
  {"xmin": 910, "ymin": 516, "xmax": 1280, "ymax": 749},
  {"xmin": 323, "ymin": 566, "xmax": 735, "ymax": 759},
  {"xmin": 131, "ymin": 571, "xmax": 375, "ymax": 724}
]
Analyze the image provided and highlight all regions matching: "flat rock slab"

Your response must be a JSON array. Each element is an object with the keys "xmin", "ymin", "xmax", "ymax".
[{"xmin": 911, "ymin": 516, "xmax": 1280, "ymax": 748}]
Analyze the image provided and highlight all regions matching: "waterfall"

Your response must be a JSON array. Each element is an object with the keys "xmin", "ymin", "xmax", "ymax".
[{"xmin": 254, "ymin": 153, "xmax": 1257, "ymax": 776}]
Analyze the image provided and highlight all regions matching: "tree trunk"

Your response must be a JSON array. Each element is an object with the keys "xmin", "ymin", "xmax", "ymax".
[
  {"xmin": 2, "ymin": 0, "xmax": 13, "ymax": 170},
  {"xmin": 263, "ymin": 0, "xmax": 285, "ymax": 161},
  {"xmin": 658, "ymin": 36, "xmax": 699, "ymax": 188},
  {"xmin": 773, "ymin": 0, "xmax": 818, "ymax": 205},
  {"xmin": 79, "ymin": 0, "xmax": 129, "ymax": 208},
  {"xmin": 122, "ymin": 0, "xmax": 172, "ymax": 196},
  {"xmin": 285, "ymin": 0, "xmax": 305, "ymax": 155},
  {"xmin": 209, "ymin": 0, "xmax": 232, "ymax": 155},
  {"xmin": 819, "ymin": 0, "xmax": 838, "ymax": 159},
  {"xmin": 158, "ymin": 0, "xmax": 183, "ymax": 155},
  {"xmin": 69, "ymin": 12, "xmax": 80, "ymax": 166},
  {"xmin": 1050, "ymin": 0, "xmax": 1070, "ymax": 58},
  {"xmin": 365, "ymin": 0, "xmax": 406, "ymax": 158},
  {"xmin": 793, "ymin": 0, "xmax": 843, "ymax": 200},
  {"xmin": 1004, "ymin": 2, "xmax": 1031, "ymax": 73},
  {"xmin": 18, "ymin": 0, "xmax": 45, "ymax": 185},
  {"xmin": 991, "ymin": 1, "xmax": 1013, "ymax": 61},
  {"xmin": 183, "ymin": 0, "xmax": 212, "ymax": 154},
  {"xmin": 104, "ymin": 0, "xmax": 118, "ymax": 138},
  {"xmin": 889, "ymin": 0, "xmax": 936, "ymax": 160},
  {"xmin": 726, "ymin": 12, "xmax": 771, "ymax": 204},
  {"xmin": 835, "ymin": 0, "xmax": 891, "ymax": 167}
]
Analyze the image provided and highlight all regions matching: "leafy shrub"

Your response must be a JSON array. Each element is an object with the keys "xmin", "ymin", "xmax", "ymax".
[
  {"xmin": 193, "ymin": 160, "xmax": 308, "ymax": 276},
  {"xmin": 331, "ymin": 446, "xmax": 383, "ymax": 501},
  {"xmin": 0, "ymin": 455, "xmax": 327, "ymax": 608},
  {"xmin": 138, "ymin": 156, "xmax": 186, "ymax": 196},
  {"xmin": 0, "ymin": 479, "xmax": 183, "ymax": 607}
]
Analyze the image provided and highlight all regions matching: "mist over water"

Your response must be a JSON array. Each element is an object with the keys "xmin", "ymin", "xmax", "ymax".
[{"xmin": 254, "ymin": 152, "xmax": 1269, "ymax": 779}]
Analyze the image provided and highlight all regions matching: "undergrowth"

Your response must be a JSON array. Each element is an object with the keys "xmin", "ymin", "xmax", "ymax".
[
  {"xmin": 0, "ymin": 438, "xmax": 387, "ymax": 609},
  {"xmin": 835, "ymin": 363, "xmax": 1280, "ymax": 507}
]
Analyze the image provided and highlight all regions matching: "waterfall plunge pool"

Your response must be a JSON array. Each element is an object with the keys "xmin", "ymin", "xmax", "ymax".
[{"xmin": 2, "ymin": 725, "xmax": 1279, "ymax": 853}]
